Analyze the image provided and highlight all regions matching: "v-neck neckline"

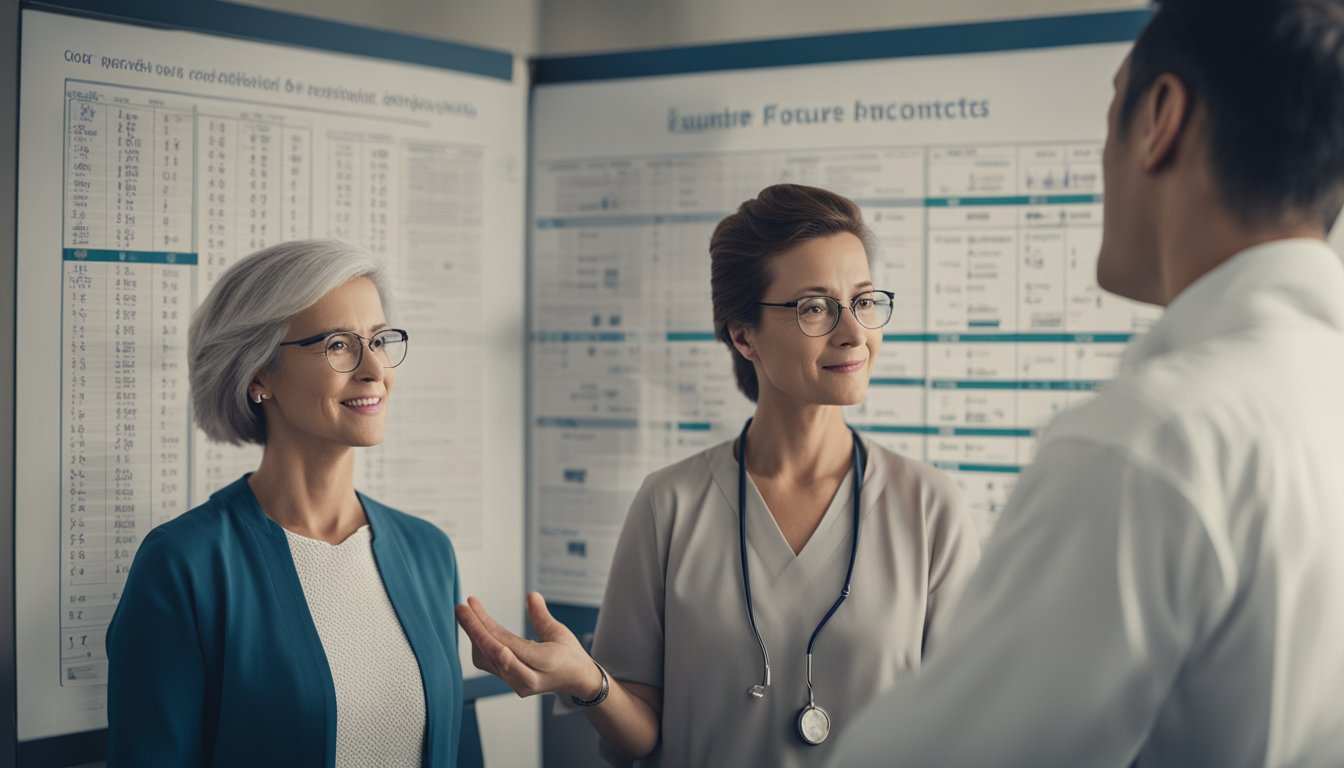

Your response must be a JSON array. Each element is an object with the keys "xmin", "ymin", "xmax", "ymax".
[
  {"xmin": 743, "ymin": 467, "xmax": 853, "ymax": 578},
  {"xmin": 707, "ymin": 436, "xmax": 883, "ymax": 582}
]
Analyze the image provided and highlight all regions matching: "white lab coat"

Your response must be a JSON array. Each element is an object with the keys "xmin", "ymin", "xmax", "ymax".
[{"xmin": 830, "ymin": 239, "xmax": 1344, "ymax": 767}]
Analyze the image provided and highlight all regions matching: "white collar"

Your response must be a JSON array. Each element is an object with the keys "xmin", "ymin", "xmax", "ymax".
[{"xmin": 1121, "ymin": 238, "xmax": 1344, "ymax": 372}]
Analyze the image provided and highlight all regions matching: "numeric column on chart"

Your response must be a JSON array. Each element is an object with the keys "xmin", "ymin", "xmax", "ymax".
[
  {"xmin": 348, "ymin": 137, "xmax": 389, "ymax": 497},
  {"xmin": 281, "ymin": 126, "xmax": 313, "ymax": 240},
  {"xmin": 60, "ymin": 84, "xmax": 198, "ymax": 684},
  {"xmin": 357, "ymin": 141, "xmax": 483, "ymax": 546},
  {"xmin": 60, "ymin": 257, "xmax": 109, "ymax": 684},
  {"xmin": 328, "ymin": 133, "xmax": 360, "ymax": 241},
  {"xmin": 109, "ymin": 105, "xmax": 153, "ymax": 250},
  {"xmin": 153, "ymin": 109, "xmax": 193, "ymax": 251},
  {"xmin": 361, "ymin": 137, "xmax": 397, "ymax": 260},
  {"xmin": 924, "ymin": 146, "xmax": 1027, "ymax": 533},
  {"xmin": 238, "ymin": 119, "xmax": 282, "ymax": 254},
  {"xmin": 66, "ymin": 96, "xmax": 108, "ymax": 247},
  {"xmin": 849, "ymin": 178, "xmax": 929, "ymax": 458},
  {"xmin": 200, "ymin": 116, "xmax": 238, "ymax": 286},
  {"xmin": 342, "ymin": 136, "xmax": 401, "ymax": 497},
  {"xmin": 152, "ymin": 261, "xmax": 190, "ymax": 527},
  {"xmin": 147, "ymin": 109, "xmax": 194, "ymax": 526},
  {"xmin": 925, "ymin": 146, "xmax": 1023, "ymax": 473},
  {"xmin": 108, "ymin": 261, "xmax": 153, "ymax": 584},
  {"xmin": 1012, "ymin": 145, "xmax": 1110, "ymax": 461},
  {"xmin": 193, "ymin": 113, "xmax": 295, "ymax": 502}
]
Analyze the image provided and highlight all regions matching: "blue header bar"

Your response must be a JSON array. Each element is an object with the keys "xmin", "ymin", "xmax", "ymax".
[
  {"xmin": 532, "ymin": 9, "xmax": 1150, "ymax": 84},
  {"xmin": 26, "ymin": 0, "xmax": 514, "ymax": 81}
]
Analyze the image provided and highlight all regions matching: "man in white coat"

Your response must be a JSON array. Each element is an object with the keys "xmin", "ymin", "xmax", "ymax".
[{"xmin": 831, "ymin": 0, "xmax": 1344, "ymax": 765}]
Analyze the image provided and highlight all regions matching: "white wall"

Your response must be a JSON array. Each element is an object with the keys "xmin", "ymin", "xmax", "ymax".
[{"xmin": 539, "ymin": 0, "xmax": 1145, "ymax": 55}]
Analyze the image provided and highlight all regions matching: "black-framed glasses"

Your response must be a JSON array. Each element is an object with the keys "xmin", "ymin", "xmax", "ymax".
[
  {"xmin": 758, "ymin": 290, "xmax": 895, "ymax": 337},
  {"xmin": 278, "ymin": 328, "xmax": 409, "ymax": 373}
]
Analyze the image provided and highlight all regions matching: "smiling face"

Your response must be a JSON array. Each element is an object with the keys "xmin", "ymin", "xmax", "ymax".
[
  {"xmin": 736, "ymin": 232, "xmax": 881, "ymax": 408},
  {"xmin": 254, "ymin": 277, "xmax": 395, "ymax": 452}
]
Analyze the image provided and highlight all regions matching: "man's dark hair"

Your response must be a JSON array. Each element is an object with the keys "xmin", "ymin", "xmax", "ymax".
[
  {"xmin": 710, "ymin": 184, "xmax": 875, "ymax": 402},
  {"xmin": 1120, "ymin": 0, "xmax": 1344, "ymax": 230}
]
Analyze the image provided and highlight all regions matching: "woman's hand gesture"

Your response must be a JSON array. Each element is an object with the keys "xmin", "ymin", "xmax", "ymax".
[{"xmin": 455, "ymin": 592, "xmax": 602, "ymax": 699}]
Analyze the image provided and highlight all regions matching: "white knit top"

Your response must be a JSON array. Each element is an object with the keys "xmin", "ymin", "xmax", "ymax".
[{"xmin": 285, "ymin": 525, "xmax": 426, "ymax": 767}]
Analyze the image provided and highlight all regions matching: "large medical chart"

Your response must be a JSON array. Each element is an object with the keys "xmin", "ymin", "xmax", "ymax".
[
  {"xmin": 15, "ymin": 8, "xmax": 526, "ymax": 742},
  {"xmin": 529, "ymin": 15, "xmax": 1159, "ymax": 606}
]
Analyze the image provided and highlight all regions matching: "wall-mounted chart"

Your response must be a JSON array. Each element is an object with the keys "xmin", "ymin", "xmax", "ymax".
[
  {"xmin": 16, "ymin": 6, "xmax": 526, "ymax": 746},
  {"xmin": 529, "ymin": 13, "xmax": 1158, "ymax": 607}
]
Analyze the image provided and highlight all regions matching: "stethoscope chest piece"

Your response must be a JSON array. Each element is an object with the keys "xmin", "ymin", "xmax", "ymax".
[
  {"xmin": 737, "ymin": 418, "xmax": 864, "ymax": 749},
  {"xmin": 797, "ymin": 704, "xmax": 832, "ymax": 745}
]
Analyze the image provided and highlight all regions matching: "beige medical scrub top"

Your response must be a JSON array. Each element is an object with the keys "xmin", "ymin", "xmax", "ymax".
[{"xmin": 590, "ymin": 435, "xmax": 981, "ymax": 767}]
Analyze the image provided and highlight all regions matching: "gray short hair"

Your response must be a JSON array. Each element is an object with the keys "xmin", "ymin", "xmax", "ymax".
[{"xmin": 188, "ymin": 239, "xmax": 394, "ymax": 445}]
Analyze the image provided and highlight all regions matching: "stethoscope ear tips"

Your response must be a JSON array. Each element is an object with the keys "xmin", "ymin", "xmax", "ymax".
[{"xmin": 749, "ymin": 685, "xmax": 767, "ymax": 699}]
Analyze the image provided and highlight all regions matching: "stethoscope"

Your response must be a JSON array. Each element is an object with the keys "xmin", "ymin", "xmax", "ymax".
[{"xmin": 736, "ymin": 417, "xmax": 865, "ymax": 746}]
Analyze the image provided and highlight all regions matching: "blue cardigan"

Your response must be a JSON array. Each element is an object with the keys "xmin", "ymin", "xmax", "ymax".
[{"xmin": 106, "ymin": 476, "xmax": 463, "ymax": 767}]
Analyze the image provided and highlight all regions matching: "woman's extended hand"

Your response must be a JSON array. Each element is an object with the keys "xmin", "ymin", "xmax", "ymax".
[{"xmin": 455, "ymin": 592, "xmax": 602, "ymax": 699}]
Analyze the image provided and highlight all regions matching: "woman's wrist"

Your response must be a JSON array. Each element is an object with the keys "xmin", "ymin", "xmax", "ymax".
[{"xmin": 563, "ymin": 656, "xmax": 608, "ymax": 703}]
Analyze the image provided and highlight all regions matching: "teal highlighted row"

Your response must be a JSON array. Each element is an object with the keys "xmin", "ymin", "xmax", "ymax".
[
  {"xmin": 856, "ymin": 424, "xmax": 1034, "ymax": 437},
  {"xmin": 855, "ymin": 424, "xmax": 937, "ymax": 435},
  {"xmin": 944, "ymin": 427, "xmax": 1034, "ymax": 437},
  {"xmin": 930, "ymin": 379, "xmax": 1100, "ymax": 391},
  {"xmin": 63, "ymin": 248, "xmax": 198, "ymax": 265},
  {"xmin": 535, "ymin": 195, "xmax": 1102, "ymax": 229},
  {"xmin": 533, "ymin": 331, "xmax": 628, "ymax": 342},
  {"xmin": 537, "ymin": 212, "xmax": 726, "ymax": 229},
  {"xmin": 870, "ymin": 377, "xmax": 926, "ymax": 387},
  {"xmin": 888, "ymin": 332, "xmax": 1134, "ymax": 343},
  {"xmin": 932, "ymin": 462, "xmax": 1024, "ymax": 474},
  {"xmin": 535, "ymin": 331, "xmax": 1132, "ymax": 344},
  {"xmin": 925, "ymin": 194, "xmax": 1101, "ymax": 206},
  {"xmin": 677, "ymin": 422, "xmax": 713, "ymax": 431},
  {"xmin": 850, "ymin": 197, "xmax": 925, "ymax": 208},
  {"xmin": 536, "ymin": 417, "xmax": 638, "ymax": 429}
]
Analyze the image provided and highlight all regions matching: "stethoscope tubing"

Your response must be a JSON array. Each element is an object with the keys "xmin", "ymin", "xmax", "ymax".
[{"xmin": 736, "ymin": 417, "xmax": 866, "ymax": 698}]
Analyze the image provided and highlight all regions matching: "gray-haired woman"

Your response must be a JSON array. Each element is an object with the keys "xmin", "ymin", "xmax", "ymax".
[{"xmin": 106, "ymin": 239, "xmax": 465, "ymax": 767}]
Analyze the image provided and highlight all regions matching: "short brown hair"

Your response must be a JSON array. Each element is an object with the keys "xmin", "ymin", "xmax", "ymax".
[{"xmin": 710, "ymin": 184, "xmax": 876, "ymax": 402}]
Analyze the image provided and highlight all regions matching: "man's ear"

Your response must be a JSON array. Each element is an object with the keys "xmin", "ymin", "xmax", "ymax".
[
  {"xmin": 1140, "ymin": 72, "xmax": 1192, "ymax": 172},
  {"xmin": 728, "ymin": 321, "xmax": 758, "ymax": 363}
]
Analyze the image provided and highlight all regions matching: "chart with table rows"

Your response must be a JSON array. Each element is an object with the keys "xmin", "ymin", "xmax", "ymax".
[
  {"xmin": 530, "ymin": 145, "xmax": 1159, "ymax": 604},
  {"xmin": 59, "ymin": 80, "xmax": 488, "ymax": 685}
]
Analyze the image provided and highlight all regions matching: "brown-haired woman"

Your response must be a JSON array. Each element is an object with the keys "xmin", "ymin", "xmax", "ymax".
[{"xmin": 457, "ymin": 184, "xmax": 981, "ymax": 767}]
